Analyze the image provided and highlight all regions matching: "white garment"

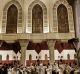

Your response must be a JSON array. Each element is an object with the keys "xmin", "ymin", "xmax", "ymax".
[
  {"xmin": 46, "ymin": 68, "xmax": 52, "ymax": 74},
  {"xmin": 8, "ymin": 68, "xmax": 12, "ymax": 74},
  {"xmin": 12, "ymin": 68, "xmax": 17, "ymax": 74},
  {"xmin": 39, "ymin": 67, "xmax": 45, "ymax": 74},
  {"xmin": 16, "ymin": 70, "xmax": 19, "ymax": 74},
  {"xmin": 58, "ymin": 68, "xmax": 63, "ymax": 74}
]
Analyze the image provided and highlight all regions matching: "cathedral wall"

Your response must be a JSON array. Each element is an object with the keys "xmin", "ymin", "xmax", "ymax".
[
  {"xmin": 0, "ymin": 0, "xmax": 76, "ymax": 64},
  {"xmin": 0, "ymin": 0, "xmax": 75, "ymax": 40},
  {"xmin": 0, "ymin": 0, "xmax": 75, "ymax": 33},
  {"xmin": 0, "ymin": 0, "xmax": 57, "ymax": 33},
  {"xmin": 23, "ymin": 0, "xmax": 57, "ymax": 33}
]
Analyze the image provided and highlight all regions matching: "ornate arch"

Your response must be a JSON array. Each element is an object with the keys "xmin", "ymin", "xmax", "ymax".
[
  {"xmin": 53, "ymin": 0, "xmax": 74, "ymax": 32},
  {"xmin": 0, "ymin": 55, "xmax": 2, "ymax": 60},
  {"xmin": 6, "ymin": 54, "xmax": 9, "ymax": 60},
  {"xmin": 45, "ymin": 54, "xmax": 48, "ymax": 60},
  {"xmin": 2, "ymin": 0, "xmax": 22, "ymax": 33},
  {"xmin": 67, "ymin": 54, "xmax": 70, "ymax": 60},
  {"xmin": 29, "ymin": 54, "xmax": 32, "ymax": 60},
  {"xmin": 28, "ymin": 0, "xmax": 47, "ymax": 33}
]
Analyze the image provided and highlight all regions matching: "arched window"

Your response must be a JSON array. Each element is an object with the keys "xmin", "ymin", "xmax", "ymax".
[
  {"xmin": 29, "ymin": 54, "xmax": 32, "ymax": 61},
  {"xmin": 13, "ymin": 56, "xmax": 16, "ymax": 60},
  {"xmin": 32, "ymin": 4, "xmax": 43, "ymax": 33},
  {"xmin": 6, "ymin": 55, "xmax": 9, "ymax": 60},
  {"xmin": 74, "ymin": 54, "xmax": 77, "ymax": 59},
  {"xmin": 57, "ymin": 4, "xmax": 69, "ymax": 33},
  {"xmin": 6, "ymin": 4, "xmax": 18, "ymax": 33},
  {"xmin": 0, "ymin": 55, "xmax": 2, "ymax": 61},
  {"xmin": 67, "ymin": 54, "xmax": 70, "ymax": 60},
  {"xmin": 45, "ymin": 54, "xmax": 48, "ymax": 60}
]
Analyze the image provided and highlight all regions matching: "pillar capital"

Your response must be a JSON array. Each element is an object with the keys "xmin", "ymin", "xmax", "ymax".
[
  {"xmin": 19, "ymin": 39, "xmax": 29, "ymax": 47},
  {"xmin": 47, "ymin": 39, "xmax": 56, "ymax": 47}
]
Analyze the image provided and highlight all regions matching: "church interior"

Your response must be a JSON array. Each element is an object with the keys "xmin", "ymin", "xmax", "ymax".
[{"xmin": 0, "ymin": 0, "xmax": 80, "ymax": 73}]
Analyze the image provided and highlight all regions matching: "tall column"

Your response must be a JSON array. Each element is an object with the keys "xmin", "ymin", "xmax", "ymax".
[
  {"xmin": 19, "ymin": 39, "xmax": 29, "ymax": 66},
  {"xmin": 47, "ymin": 40, "xmax": 56, "ymax": 64},
  {"xmin": 74, "ymin": 0, "xmax": 80, "ymax": 49},
  {"xmin": 74, "ymin": 0, "xmax": 80, "ymax": 67}
]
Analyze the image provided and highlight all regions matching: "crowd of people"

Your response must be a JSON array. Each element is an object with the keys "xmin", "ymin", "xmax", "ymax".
[{"xmin": 0, "ymin": 62, "xmax": 79, "ymax": 74}]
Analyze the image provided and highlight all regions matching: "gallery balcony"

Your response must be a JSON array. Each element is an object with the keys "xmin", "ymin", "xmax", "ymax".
[{"xmin": 0, "ymin": 32, "xmax": 75, "ymax": 41}]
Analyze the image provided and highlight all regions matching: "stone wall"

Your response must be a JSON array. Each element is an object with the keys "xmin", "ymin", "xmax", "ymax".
[{"xmin": 0, "ymin": 0, "xmax": 75, "ymax": 35}]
